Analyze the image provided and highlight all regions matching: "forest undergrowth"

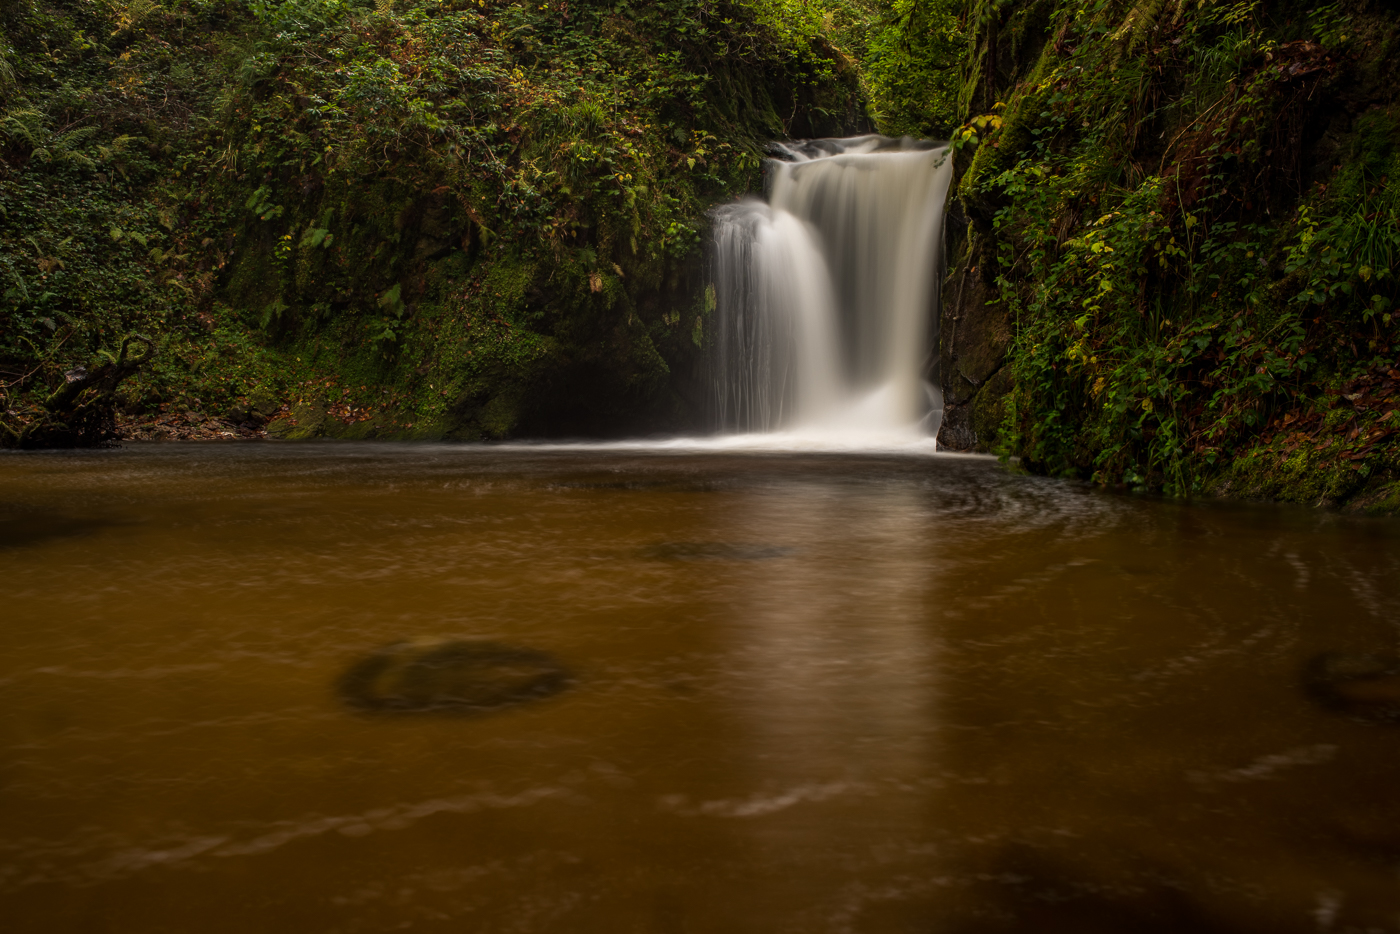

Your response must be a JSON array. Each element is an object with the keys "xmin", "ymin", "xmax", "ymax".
[
  {"xmin": 951, "ymin": 0, "xmax": 1400, "ymax": 512},
  {"xmin": 1, "ymin": 0, "xmax": 885, "ymax": 443}
]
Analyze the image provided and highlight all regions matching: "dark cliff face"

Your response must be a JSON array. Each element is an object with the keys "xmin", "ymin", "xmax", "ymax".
[
  {"xmin": 0, "ymin": 0, "xmax": 868, "ymax": 446},
  {"xmin": 937, "ymin": 197, "xmax": 1011, "ymax": 453},
  {"xmin": 938, "ymin": 0, "xmax": 1400, "ymax": 513}
]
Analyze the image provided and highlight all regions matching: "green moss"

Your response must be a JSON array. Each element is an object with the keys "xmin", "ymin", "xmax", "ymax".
[
  {"xmin": 1353, "ymin": 474, "xmax": 1400, "ymax": 516},
  {"xmin": 944, "ymin": 0, "xmax": 1400, "ymax": 508},
  {"xmin": 970, "ymin": 366, "xmax": 1012, "ymax": 451}
]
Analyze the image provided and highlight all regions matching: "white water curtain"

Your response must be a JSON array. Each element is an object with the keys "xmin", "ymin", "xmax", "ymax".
[{"xmin": 710, "ymin": 136, "xmax": 954, "ymax": 438}]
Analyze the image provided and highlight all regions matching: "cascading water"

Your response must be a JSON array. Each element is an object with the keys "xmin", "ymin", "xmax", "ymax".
[{"xmin": 710, "ymin": 136, "xmax": 954, "ymax": 445}]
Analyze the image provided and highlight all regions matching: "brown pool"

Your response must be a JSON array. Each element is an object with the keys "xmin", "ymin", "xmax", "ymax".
[{"xmin": 1, "ymin": 443, "xmax": 1397, "ymax": 933}]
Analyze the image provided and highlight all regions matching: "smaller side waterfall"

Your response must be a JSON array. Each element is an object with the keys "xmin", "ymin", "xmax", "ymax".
[
  {"xmin": 710, "ymin": 136, "xmax": 954, "ymax": 443},
  {"xmin": 710, "ymin": 205, "xmax": 843, "ymax": 432}
]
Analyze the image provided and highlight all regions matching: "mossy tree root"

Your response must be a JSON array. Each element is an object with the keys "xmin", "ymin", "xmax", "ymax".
[{"xmin": 1, "ymin": 335, "xmax": 156, "ymax": 449}]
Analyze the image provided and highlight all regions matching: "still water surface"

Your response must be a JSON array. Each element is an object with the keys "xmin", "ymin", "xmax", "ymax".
[{"xmin": 2, "ymin": 444, "xmax": 1398, "ymax": 933}]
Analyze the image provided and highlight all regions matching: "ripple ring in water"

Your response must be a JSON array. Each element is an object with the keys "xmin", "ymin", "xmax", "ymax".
[{"xmin": 337, "ymin": 640, "xmax": 572, "ymax": 715}]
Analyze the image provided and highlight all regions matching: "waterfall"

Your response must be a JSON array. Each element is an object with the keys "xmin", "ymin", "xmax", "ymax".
[{"xmin": 709, "ymin": 136, "xmax": 954, "ymax": 443}]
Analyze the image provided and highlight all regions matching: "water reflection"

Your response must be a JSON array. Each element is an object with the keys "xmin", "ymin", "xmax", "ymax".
[
  {"xmin": 727, "ymin": 479, "xmax": 936, "ymax": 781},
  {"xmin": 667, "ymin": 478, "xmax": 943, "ymax": 906},
  {"xmin": 0, "ymin": 445, "xmax": 1396, "ymax": 933}
]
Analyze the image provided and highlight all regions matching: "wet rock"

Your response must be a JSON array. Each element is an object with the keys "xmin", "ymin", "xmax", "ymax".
[
  {"xmin": 970, "ymin": 365, "xmax": 1014, "ymax": 450},
  {"xmin": 337, "ymin": 640, "xmax": 571, "ymax": 715},
  {"xmin": 937, "ymin": 233, "xmax": 1013, "ymax": 454},
  {"xmin": 1304, "ymin": 652, "xmax": 1400, "ymax": 723},
  {"xmin": 937, "ymin": 402, "xmax": 978, "ymax": 451}
]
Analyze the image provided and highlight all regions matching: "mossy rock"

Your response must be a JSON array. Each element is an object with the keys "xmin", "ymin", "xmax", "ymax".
[
  {"xmin": 288, "ymin": 402, "xmax": 327, "ymax": 438},
  {"xmin": 337, "ymin": 640, "xmax": 572, "ymax": 715},
  {"xmin": 970, "ymin": 366, "xmax": 1014, "ymax": 451},
  {"xmin": 1342, "ymin": 470, "xmax": 1400, "ymax": 516},
  {"xmin": 330, "ymin": 417, "xmax": 386, "ymax": 441},
  {"xmin": 249, "ymin": 386, "xmax": 280, "ymax": 419}
]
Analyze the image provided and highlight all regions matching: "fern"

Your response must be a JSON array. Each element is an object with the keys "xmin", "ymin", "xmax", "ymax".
[
  {"xmin": 96, "ymin": 134, "xmax": 137, "ymax": 162},
  {"xmin": 299, "ymin": 226, "xmax": 332, "ymax": 248},
  {"xmin": 51, "ymin": 126, "xmax": 98, "ymax": 169},
  {"xmin": 1112, "ymin": 0, "xmax": 1208, "ymax": 53},
  {"xmin": 1112, "ymin": 0, "xmax": 1166, "ymax": 53},
  {"xmin": 3, "ymin": 111, "xmax": 97, "ymax": 168},
  {"xmin": 1, "ymin": 109, "xmax": 46, "ymax": 148},
  {"xmin": 111, "ymin": 0, "xmax": 159, "ymax": 35}
]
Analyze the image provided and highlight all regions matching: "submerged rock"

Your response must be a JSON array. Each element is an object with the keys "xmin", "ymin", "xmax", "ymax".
[
  {"xmin": 0, "ymin": 512, "xmax": 118, "ymax": 549},
  {"xmin": 1304, "ymin": 653, "xmax": 1400, "ymax": 723},
  {"xmin": 338, "ymin": 640, "xmax": 571, "ymax": 715},
  {"xmin": 638, "ymin": 542, "xmax": 794, "ymax": 561}
]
